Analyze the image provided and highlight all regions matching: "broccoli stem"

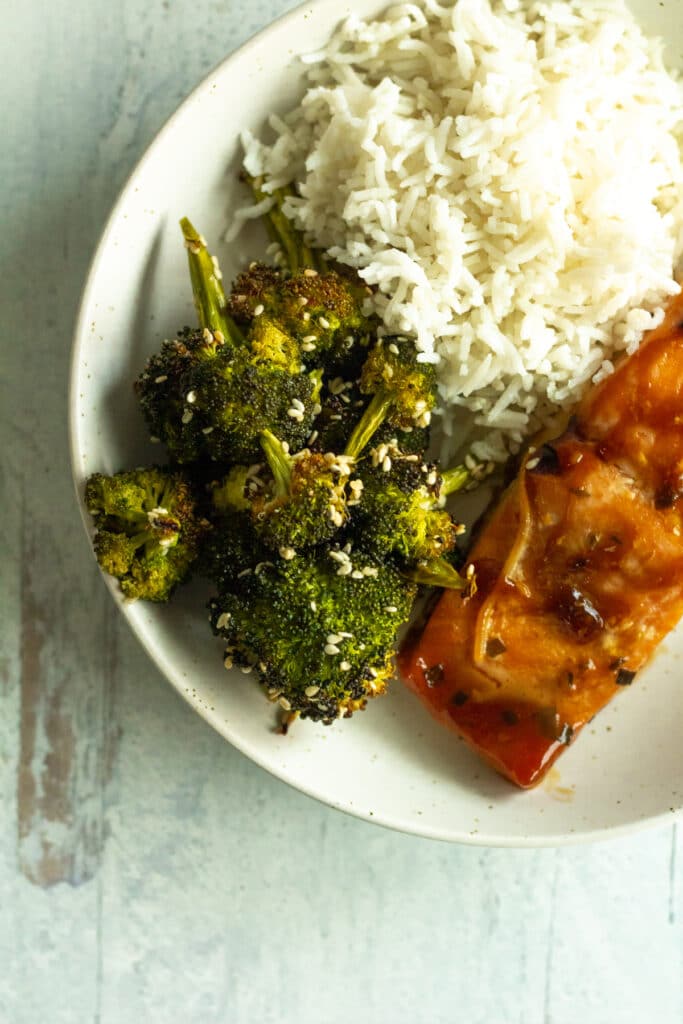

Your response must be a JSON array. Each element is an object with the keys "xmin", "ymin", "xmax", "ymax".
[
  {"xmin": 440, "ymin": 465, "xmax": 471, "ymax": 497},
  {"xmin": 309, "ymin": 368, "xmax": 324, "ymax": 403},
  {"xmin": 245, "ymin": 174, "xmax": 323, "ymax": 275},
  {"xmin": 344, "ymin": 391, "xmax": 392, "ymax": 459},
  {"xmin": 260, "ymin": 429, "xmax": 292, "ymax": 496},
  {"xmin": 180, "ymin": 218, "xmax": 243, "ymax": 343},
  {"xmin": 407, "ymin": 558, "xmax": 468, "ymax": 591}
]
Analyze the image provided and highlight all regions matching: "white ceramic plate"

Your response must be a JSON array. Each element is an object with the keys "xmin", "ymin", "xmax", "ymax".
[{"xmin": 70, "ymin": 0, "xmax": 683, "ymax": 845}]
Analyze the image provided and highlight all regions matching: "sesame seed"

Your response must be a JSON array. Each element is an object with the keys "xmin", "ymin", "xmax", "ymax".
[
  {"xmin": 279, "ymin": 546, "xmax": 296, "ymax": 560},
  {"xmin": 340, "ymin": 661, "xmax": 351, "ymax": 672},
  {"xmin": 279, "ymin": 697, "xmax": 292, "ymax": 710},
  {"xmin": 292, "ymin": 398, "xmax": 305, "ymax": 411},
  {"xmin": 324, "ymin": 644, "xmax": 340, "ymax": 655},
  {"xmin": 329, "ymin": 507, "xmax": 343, "ymax": 527},
  {"xmin": 237, "ymin": 568, "xmax": 252, "ymax": 579},
  {"xmin": 319, "ymin": 316, "xmax": 330, "ymax": 329},
  {"xmin": 327, "ymin": 633, "xmax": 342, "ymax": 644},
  {"xmin": 343, "ymin": 542, "xmax": 353, "ymax": 554},
  {"xmin": 369, "ymin": 668, "xmax": 379, "ymax": 678},
  {"xmin": 154, "ymin": 374, "xmax": 168, "ymax": 384},
  {"xmin": 287, "ymin": 408, "xmax": 304, "ymax": 421},
  {"xmin": 305, "ymin": 685, "xmax": 320, "ymax": 697},
  {"xmin": 202, "ymin": 426, "xmax": 214, "ymax": 435},
  {"xmin": 302, "ymin": 342, "xmax": 316, "ymax": 352},
  {"xmin": 329, "ymin": 377, "xmax": 346, "ymax": 395},
  {"xmin": 216, "ymin": 612, "xmax": 231, "ymax": 630},
  {"xmin": 404, "ymin": 454, "xmax": 419, "ymax": 462},
  {"xmin": 339, "ymin": 631, "xmax": 353, "ymax": 638},
  {"xmin": 307, "ymin": 430, "xmax": 319, "ymax": 444},
  {"xmin": 362, "ymin": 566, "xmax": 377, "ymax": 577},
  {"xmin": 351, "ymin": 570, "xmax": 364, "ymax": 579},
  {"xmin": 526, "ymin": 457, "xmax": 539, "ymax": 471},
  {"xmin": 304, "ymin": 268, "xmax": 318, "ymax": 278},
  {"xmin": 467, "ymin": 564, "xmax": 476, "ymax": 579},
  {"xmin": 214, "ymin": 330, "xmax": 225, "ymax": 344},
  {"xmin": 312, "ymin": 403, "xmax": 322, "ymax": 416},
  {"xmin": 455, "ymin": 523, "xmax": 467, "ymax": 536},
  {"xmin": 302, "ymin": 311, "xmax": 311, "ymax": 322},
  {"xmin": 186, "ymin": 390, "xmax": 197, "ymax": 404},
  {"xmin": 181, "ymin": 410, "xmax": 193, "ymax": 424},
  {"xmin": 298, "ymin": 296, "xmax": 309, "ymax": 307},
  {"xmin": 427, "ymin": 470, "xmax": 437, "ymax": 486},
  {"xmin": 241, "ymin": 665, "xmax": 253, "ymax": 675},
  {"xmin": 385, "ymin": 606, "xmax": 398, "ymax": 613},
  {"xmin": 310, "ymin": 601, "xmax": 317, "ymax": 612},
  {"xmin": 223, "ymin": 657, "xmax": 233, "ymax": 670},
  {"xmin": 388, "ymin": 343, "xmax": 400, "ymax": 355},
  {"xmin": 281, "ymin": 442, "xmax": 290, "ymax": 453},
  {"xmin": 329, "ymin": 551, "xmax": 349, "ymax": 564},
  {"xmin": 345, "ymin": 336, "xmax": 354, "ymax": 344},
  {"xmin": 337, "ymin": 564, "xmax": 353, "ymax": 577},
  {"xmin": 414, "ymin": 399, "xmax": 427, "ymax": 413},
  {"xmin": 382, "ymin": 456, "xmax": 392, "ymax": 472},
  {"xmin": 253, "ymin": 303, "xmax": 265, "ymax": 316},
  {"xmin": 202, "ymin": 328, "xmax": 213, "ymax": 343}
]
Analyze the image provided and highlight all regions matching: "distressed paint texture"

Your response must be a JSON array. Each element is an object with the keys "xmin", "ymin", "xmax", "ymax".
[{"xmin": 2, "ymin": 0, "xmax": 683, "ymax": 1022}]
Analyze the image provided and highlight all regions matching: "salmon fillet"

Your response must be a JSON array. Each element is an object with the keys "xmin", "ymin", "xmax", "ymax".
[{"xmin": 399, "ymin": 291, "xmax": 683, "ymax": 788}]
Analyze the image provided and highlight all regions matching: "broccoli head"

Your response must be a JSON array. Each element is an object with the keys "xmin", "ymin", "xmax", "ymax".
[
  {"xmin": 345, "ymin": 337, "xmax": 437, "ymax": 458},
  {"xmin": 85, "ymin": 466, "xmax": 209, "ymax": 601},
  {"xmin": 230, "ymin": 176, "xmax": 373, "ymax": 376},
  {"xmin": 357, "ymin": 459, "xmax": 460, "ymax": 565},
  {"xmin": 249, "ymin": 431, "xmax": 351, "ymax": 553},
  {"xmin": 136, "ymin": 328, "xmax": 320, "ymax": 465},
  {"xmin": 135, "ymin": 219, "xmax": 320, "ymax": 465},
  {"xmin": 209, "ymin": 545, "xmax": 416, "ymax": 723}
]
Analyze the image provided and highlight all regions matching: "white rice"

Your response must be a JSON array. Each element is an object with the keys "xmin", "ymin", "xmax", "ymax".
[{"xmin": 232, "ymin": 0, "xmax": 683, "ymax": 461}]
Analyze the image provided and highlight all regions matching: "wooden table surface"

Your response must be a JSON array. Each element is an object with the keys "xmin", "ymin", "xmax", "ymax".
[{"xmin": 2, "ymin": 0, "xmax": 682, "ymax": 1020}]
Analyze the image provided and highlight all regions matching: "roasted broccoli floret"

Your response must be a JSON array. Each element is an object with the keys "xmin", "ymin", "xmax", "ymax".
[
  {"xmin": 135, "ymin": 220, "xmax": 320, "ymax": 464},
  {"xmin": 209, "ymin": 546, "xmax": 416, "ymax": 723},
  {"xmin": 354, "ymin": 448, "xmax": 494, "ymax": 593},
  {"xmin": 247, "ymin": 431, "xmax": 352, "ymax": 553},
  {"xmin": 357, "ymin": 452, "xmax": 462, "ymax": 565},
  {"xmin": 228, "ymin": 176, "xmax": 373, "ymax": 375},
  {"xmin": 345, "ymin": 337, "xmax": 437, "ymax": 458},
  {"xmin": 85, "ymin": 466, "xmax": 209, "ymax": 601},
  {"xmin": 199, "ymin": 465, "xmax": 272, "ymax": 587}
]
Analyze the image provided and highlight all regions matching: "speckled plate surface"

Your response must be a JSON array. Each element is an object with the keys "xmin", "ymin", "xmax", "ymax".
[{"xmin": 70, "ymin": 0, "xmax": 683, "ymax": 845}]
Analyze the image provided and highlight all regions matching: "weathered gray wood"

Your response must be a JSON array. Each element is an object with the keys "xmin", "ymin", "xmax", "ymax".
[{"xmin": 2, "ymin": 0, "xmax": 683, "ymax": 1021}]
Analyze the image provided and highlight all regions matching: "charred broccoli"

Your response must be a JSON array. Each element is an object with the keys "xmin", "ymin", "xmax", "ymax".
[
  {"xmin": 135, "ymin": 220, "xmax": 321, "ymax": 464},
  {"xmin": 85, "ymin": 466, "xmax": 209, "ymax": 601},
  {"xmin": 209, "ymin": 545, "xmax": 416, "ymax": 723},
  {"xmin": 228, "ymin": 177, "xmax": 372, "ymax": 376},
  {"xmin": 251, "ymin": 431, "xmax": 351, "ymax": 552},
  {"xmin": 358, "ymin": 452, "xmax": 461, "ymax": 566},
  {"xmin": 345, "ymin": 337, "xmax": 437, "ymax": 458}
]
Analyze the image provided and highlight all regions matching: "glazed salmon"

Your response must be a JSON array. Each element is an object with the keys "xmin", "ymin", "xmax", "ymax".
[{"xmin": 399, "ymin": 291, "xmax": 683, "ymax": 788}]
